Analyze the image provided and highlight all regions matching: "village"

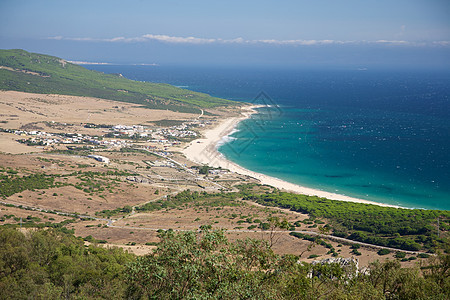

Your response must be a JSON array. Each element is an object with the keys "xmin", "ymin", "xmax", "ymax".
[
  {"xmin": 8, "ymin": 119, "xmax": 204, "ymax": 150},
  {"xmin": 1, "ymin": 117, "xmax": 246, "ymax": 192}
]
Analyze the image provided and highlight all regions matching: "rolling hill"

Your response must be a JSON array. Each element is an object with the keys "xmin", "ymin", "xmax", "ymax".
[{"xmin": 0, "ymin": 49, "xmax": 238, "ymax": 113}]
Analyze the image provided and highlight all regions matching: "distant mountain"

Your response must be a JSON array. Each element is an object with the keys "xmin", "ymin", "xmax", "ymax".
[{"xmin": 0, "ymin": 49, "xmax": 238, "ymax": 113}]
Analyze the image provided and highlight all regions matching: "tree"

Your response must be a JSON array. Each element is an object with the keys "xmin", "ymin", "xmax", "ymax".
[
  {"xmin": 259, "ymin": 216, "xmax": 290, "ymax": 248},
  {"xmin": 0, "ymin": 227, "xmax": 133, "ymax": 299},
  {"xmin": 126, "ymin": 229, "xmax": 289, "ymax": 299},
  {"xmin": 199, "ymin": 165, "xmax": 210, "ymax": 175},
  {"xmin": 368, "ymin": 259, "xmax": 448, "ymax": 299},
  {"xmin": 122, "ymin": 205, "xmax": 133, "ymax": 214},
  {"xmin": 422, "ymin": 240, "xmax": 450, "ymax": 290}
]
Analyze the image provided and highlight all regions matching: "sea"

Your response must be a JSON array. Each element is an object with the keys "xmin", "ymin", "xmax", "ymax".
[{"xmin": 84, "ymin": 65, "xmax": 450, "ymax": 210}]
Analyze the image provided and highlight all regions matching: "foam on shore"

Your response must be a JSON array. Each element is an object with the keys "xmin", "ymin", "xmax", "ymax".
[{"xmin": 182, "ymin": 105, "xmax": 399, "ymax": 208}]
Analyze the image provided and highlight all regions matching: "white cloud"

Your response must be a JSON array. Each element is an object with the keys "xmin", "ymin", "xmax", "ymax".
[
  {"xmin": 70, "ymin": 37, "xmax": 96, "ymax": 42},
  {"xmin": 46, "ymin": 34, "xmax": 449, "ymax": 47},
  {"xmin": 221, "ymin": 37, "xmax": 246, "ymax": 44},
  {"xmin": 141, "ymin": 34, "xmax": 217, "ymax": 44},
  {"xmin": 433, "ymin": 41, "xmax": 450, "ymax": 46},
  {"xmin": 48, "ymin": 36, "xmax": 96, "ymax": 42},
  {"xmin": 106, "ymin": 37, "xmax": 127, "ymax": 42},
  {"xmin": 373, "ymin": 40, "xmax": 411, "ymax": 45}
]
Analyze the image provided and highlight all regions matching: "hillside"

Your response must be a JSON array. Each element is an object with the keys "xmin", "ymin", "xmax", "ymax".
[
  {"xmin": 0, "ymin": 49, "xmax": 238, "ymax": 113},
  {"xmin": 1, "ymin": 227, "xmax": 449, "ymax": 299}
]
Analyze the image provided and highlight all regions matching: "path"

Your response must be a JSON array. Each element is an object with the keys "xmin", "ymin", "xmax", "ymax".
[{"xmin": 0, "ymin": 194, "xmax": 432, "ymax": 257}]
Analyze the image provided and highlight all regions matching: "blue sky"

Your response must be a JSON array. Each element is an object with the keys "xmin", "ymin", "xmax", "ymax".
[{"xmin": 1, "ymin": 0, "xmax": 449, "ymax": 68}]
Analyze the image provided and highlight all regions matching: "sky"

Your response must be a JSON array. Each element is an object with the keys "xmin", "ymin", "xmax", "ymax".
[{"xmin": 1, "ymin": 0, "xmax": 450, "ymax": 69}]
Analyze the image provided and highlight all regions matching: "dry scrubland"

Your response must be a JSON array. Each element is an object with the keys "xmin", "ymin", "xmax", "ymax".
[{"xmin": 0, "ymin": 91, "xmax": 438, "ymax": 268}]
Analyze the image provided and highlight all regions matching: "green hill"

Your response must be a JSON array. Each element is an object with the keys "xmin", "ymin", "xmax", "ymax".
[{"xmin": 0, "ymin": 49, "xmax": 238, "ymax": 113}]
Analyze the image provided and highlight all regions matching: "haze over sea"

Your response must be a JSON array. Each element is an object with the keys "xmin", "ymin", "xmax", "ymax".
[{"xmin": 86, "ymin": 65, "xmax": 450, "ymax": 210}]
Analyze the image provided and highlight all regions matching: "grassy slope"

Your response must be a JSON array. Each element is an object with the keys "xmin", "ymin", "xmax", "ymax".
[{"xmin": 0, "ymin": 49, "xmax": 238, "ymax": 113}]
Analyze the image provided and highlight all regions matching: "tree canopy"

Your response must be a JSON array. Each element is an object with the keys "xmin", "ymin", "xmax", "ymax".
[{"xmin": 1, "ymin": 227, "xmax": 448, "ymax": 299}]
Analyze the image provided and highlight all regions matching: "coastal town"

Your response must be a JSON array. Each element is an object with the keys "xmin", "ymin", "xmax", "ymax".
[
  {"xmin": 8, "ymin": 120, "xmax": 205, "ymax": 150},
  {"xmin": 0, "ymin": 102, "xmax": 254, "ymax": 193}
]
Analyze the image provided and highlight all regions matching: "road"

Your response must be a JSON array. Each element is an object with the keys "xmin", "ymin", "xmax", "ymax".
[
  {"xmin": 0, "ymin": 199, "xmax": 432, "ymax": 256},
  {"xmin": 141, "ymin": 148, "xmax": 227, "ymax": 190}
]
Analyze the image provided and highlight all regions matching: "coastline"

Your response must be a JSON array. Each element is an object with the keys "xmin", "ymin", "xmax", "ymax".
[{"xmin": 183, "ymin": 105, "xmax": 398, "ymax": 208}]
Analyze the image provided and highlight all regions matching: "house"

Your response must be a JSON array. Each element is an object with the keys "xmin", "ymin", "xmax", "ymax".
[{"xmin": 87, "ymin": 155, "xmax": 110, "ymax": 164}]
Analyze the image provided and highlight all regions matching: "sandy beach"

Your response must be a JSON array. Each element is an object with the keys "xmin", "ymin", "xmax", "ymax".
[{"xmin": 183, "ymin": 105, "xmax": 397, "ymax": 208}]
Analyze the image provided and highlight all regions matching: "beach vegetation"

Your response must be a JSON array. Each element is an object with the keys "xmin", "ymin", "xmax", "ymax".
[{"xmin": 242, "ymin": 189, "xmax": 450, "ymax": 252}]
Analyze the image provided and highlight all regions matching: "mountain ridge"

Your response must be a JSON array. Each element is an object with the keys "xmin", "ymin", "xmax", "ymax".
[{"xmin": 0, "ymin": 49, "xmax": 238, "ymax": 113}]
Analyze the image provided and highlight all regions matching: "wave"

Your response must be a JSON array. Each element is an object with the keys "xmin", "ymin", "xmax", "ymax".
[{"xmin": 217, "ymin": 135, "xmax": 237, "ymax": 148}]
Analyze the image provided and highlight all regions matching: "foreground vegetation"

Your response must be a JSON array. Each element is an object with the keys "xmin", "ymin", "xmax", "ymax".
[
  {"xmin": 1, "ymin": 227, "xmax": 449, "ymax": 299},
  {"xmin": 0, "ymin": 227, "xmax": 134, "ymax": 299},
  {"xmin": 0, "ymin": 49, "xmax": 238, "ymax": 112}
]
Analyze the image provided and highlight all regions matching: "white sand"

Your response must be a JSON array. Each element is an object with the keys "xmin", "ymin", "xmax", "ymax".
[{"xmin": 183, "ymin": 106, "xmax": 397, "ymax": 208}]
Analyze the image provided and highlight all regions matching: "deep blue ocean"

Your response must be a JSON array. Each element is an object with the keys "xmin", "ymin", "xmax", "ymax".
[{"xmin": 85, "ymin": 65, "xmax": 450, "ymax": 210}]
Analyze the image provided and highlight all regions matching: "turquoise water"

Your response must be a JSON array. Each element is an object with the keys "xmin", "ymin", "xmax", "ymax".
[
  {"xmin": 219, "ymin": 106, "xmax": 449, "ymax": 210},
  {"xmin": 85, "ymin": 65, "xmax": 450, "ymax": 210}
]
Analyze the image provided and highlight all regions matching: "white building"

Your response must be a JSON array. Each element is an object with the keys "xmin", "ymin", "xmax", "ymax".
[{"xmin": 87, "ymin": 155, "xmax": 110, "ymax": 164}]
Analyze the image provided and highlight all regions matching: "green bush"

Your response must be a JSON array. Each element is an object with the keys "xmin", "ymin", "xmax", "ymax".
[
  {"xmin": 378, "ymin": 249, "xmax": 391, "ymax": 256},
  {"xmin": 351, "ymin": 249, "xmax": 362, "ymax": 256}
]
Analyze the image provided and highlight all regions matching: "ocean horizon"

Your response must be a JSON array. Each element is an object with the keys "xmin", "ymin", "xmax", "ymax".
[{"xmin": 85, "ymin": 65, "xmax": 450, "ymax": 210}]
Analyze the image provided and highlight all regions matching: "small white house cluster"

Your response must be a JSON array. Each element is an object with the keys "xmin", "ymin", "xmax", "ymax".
[
  {"xmin": 12, "ymin": 119, "xmax": 205, "ymax": 150},
  {"xmin": 110, "ymin": 123, "xmax": 198, "ymax": 141},
  {"xmin": 111, "ymin": 125, "xmax": 150, "ymax": 137},
  {"xmin": 13, "ymin": 130, "xmax": 132, "ymax": 148}
]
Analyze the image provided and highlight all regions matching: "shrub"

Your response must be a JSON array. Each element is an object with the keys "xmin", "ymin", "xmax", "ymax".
[
  {"xmin": 351, "ymin": 249, "xmax": 362, "ymax": 256},
  {"xmin": 418, "ymin": 253, "xmax": 430, "ymax": 258},
  {"xmin": 377, "ymin": 249, "xmax": 391, "ymax": 256}
]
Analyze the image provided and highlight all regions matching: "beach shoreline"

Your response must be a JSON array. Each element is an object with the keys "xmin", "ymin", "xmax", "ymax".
[{"xmin": 183, "ymin": 105, "xmax": 399, "ymax": 208}]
